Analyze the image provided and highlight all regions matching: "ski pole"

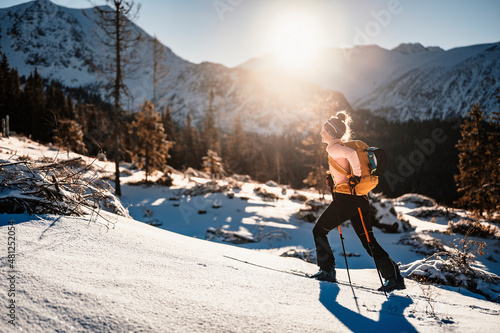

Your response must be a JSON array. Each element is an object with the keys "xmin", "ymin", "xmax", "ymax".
[
  {"xmin": 338, "ymin": 225, "xmax": 352, "ymax": 285},
  {"xmin": 358, "ymin": 207, "xmax": 387, "ymax": 297}
]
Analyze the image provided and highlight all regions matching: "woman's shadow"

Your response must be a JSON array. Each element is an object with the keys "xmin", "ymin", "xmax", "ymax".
[{"xmin": 319, "ymin": 282, "xmax": 418, "ymax": 333}]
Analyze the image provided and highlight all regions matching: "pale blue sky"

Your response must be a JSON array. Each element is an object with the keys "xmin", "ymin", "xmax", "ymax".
[{"xmin": 2, "ymin": 0, "xmax": 500, "ymax": 67}]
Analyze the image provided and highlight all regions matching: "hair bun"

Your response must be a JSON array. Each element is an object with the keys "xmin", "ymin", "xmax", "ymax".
[{"xmin": 336, "ymin": 112, "xmax": 346, "ymax": 122}]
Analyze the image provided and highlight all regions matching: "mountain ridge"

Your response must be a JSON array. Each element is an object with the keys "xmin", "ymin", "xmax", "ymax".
[
  {"xmin": 0, "ymin": 0, "xmax": 349, "ymax": 135},
  {"xmin": 239, "ymin": 42, "xmax": 500, "ymax": 121},
  {"xmin": 2, "ymin": 0, "xmax": 498, "ymax": 125}
]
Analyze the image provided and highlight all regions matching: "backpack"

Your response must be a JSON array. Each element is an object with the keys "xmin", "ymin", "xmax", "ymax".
[{"xmin": 328, "ymin": 140, "xmax": 387, "ymax": 195}]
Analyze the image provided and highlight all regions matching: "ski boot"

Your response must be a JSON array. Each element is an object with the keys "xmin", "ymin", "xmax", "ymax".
[
  {"xmin": 378, "ymin": 266, "xmax": 406, "ymax": 292},
  {"xmin": 310, "ymin": 267, "xmax": 337, "ymax": 283}
]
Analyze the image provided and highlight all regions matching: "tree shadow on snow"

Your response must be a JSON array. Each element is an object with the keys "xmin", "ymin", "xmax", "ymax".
[{"xmin": 319, "ymin": 282, "xmax": 418, "ymax": 333}]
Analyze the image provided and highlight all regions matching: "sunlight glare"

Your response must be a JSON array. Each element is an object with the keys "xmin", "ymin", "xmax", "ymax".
[{"xmin": 270, "ymin": 12, "xmax": 323, "ymax": 70}]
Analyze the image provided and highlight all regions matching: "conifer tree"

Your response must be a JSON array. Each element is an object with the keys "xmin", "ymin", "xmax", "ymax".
[
  {"xmin": 129, "ymin": 100, "xmax": 173, "ymax": 182},
  {"xmin": 80, "ymin": 103, "xmax": 113, "ymax": 157},
  {"xmin": 0, "ymin": 54, "xmax": 20, "ymax": 136},
  {"xmin": 53, "ymin": 119, "xmax": 87, "ymax": 158},
  {"xmin": 177, "ymin": 113, "xmax": 202, "ymax": 169},
  {"xmin": 226, "ymin": 113, "xmax": 247, "ymax": 174},
  {"xmin": 46, "ymin": 81, "xmax": 68, "ymax": 124},
  {"xmin": 455, "ymin": 102, "xmax": 499, "ymax": 216},
  {"xmin": 161, "ymin": 105, "xmax": 176, "ymax": 142},
  {"xmin": 202, "ymin": 149, "xmax": 225, "ymax": 179},
  {"xmin": 151, "ymin": 35, "xmax": 169, "ymax": 110},
  {"xmin": 66, "ymin": 94, "xmax": 76, "ymax": 120},
  {"xmin": 21, "ymin": 69, "xmax": 46, "ymax": 140},
  {"xmin": 203, "ymin": 88, "xmax": 220, "ymax": 154}
]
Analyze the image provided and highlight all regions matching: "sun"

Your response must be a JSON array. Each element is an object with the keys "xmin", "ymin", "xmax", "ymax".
[{"xmin": 269, "ymin": 12, "xmax": 323, "ymax": 70}]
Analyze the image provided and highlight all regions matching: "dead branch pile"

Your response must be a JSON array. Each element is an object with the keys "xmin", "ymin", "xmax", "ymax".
[{"xmin": 0, "ymin": 156, "xmax": 129, "ymax": 218}]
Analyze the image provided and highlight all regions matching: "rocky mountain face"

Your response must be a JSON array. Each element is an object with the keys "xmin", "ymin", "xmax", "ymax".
[
  {"xmin": 3, "ymin": 1, "xmax": 497, "ymax": 126},
  {"xmin": 240, "ymin": 42, "xmax": 500, "ymax": 121},
  {"xmin": 0, "ymin": 0, "xmax": 349, "ymax": 134}
]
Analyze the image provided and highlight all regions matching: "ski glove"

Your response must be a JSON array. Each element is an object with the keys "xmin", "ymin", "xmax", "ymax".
[
  {"xmin": 325, "ymin": 173, "xmax": 334, "ymax": 189},
  {"xmin": 348, "ymin": 176, "xmax": 361, "ymax": 193}
]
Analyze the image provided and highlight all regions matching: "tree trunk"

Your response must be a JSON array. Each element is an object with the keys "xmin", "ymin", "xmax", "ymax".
[{"xmin": 114, "ymin": 4, "xmax": 122, "ymax": 197}]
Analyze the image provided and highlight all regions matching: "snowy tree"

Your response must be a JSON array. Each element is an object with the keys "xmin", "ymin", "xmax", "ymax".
[
  {"xmin": 455, "ymin": 102, "xmax": 499, "ymax": 216},
  {"xmin": 86, "ymin": 0, "xmax": 142, "ymax": 196},
  {"xmin": 129, "ymin": 100, "xmax": 173, "ymax": 182},
  {"xmin": 202, "ymin": 149, "xmax": 225, "ymax": 179}
]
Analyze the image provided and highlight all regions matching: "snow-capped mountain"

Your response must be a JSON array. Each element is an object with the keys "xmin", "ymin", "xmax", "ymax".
[
  {"xmin": 239, "ymin": 42, "xmax": 500, "ymax": 121},
  {"xmin": 0, "ymin": 0, "xmax": 350, "ymax": 134}
]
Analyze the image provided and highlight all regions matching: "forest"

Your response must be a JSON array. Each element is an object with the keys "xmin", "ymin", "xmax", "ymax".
[{"xmin": 1, "ymin": 49, "xmax": 499, "ymax": 212}]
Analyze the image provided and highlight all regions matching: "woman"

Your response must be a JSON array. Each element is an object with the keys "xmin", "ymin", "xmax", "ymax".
[{"xmin": 310, "ymin": 111, "xmax": 405, "ymax": 292}]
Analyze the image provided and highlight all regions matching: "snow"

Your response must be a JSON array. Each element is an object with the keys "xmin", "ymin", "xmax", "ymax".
[{"xmin": 1, "ymin": 136, "xmax": 500, "ymax": 332}]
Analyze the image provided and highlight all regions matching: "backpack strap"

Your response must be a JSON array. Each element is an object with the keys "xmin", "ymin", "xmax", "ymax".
[{"xmin": 328, "ymin": 156, "xmax": 352, "ymax": 177}]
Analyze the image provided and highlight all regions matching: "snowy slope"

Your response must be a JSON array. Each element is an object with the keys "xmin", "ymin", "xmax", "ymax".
[
  {"xmin": 239, "ymin": 42, "xmax": 500, "ymax": 121},
  {"xmin": 2, "ymin": 136, "xmax": 500, "ymax": 332},
  {"xmin": 0, "ymin": 0, "xmax": 350, "ymax": 134},
  {"xmin": 1, "ymin": 213, "xmax": 500, "ymax": 333}
]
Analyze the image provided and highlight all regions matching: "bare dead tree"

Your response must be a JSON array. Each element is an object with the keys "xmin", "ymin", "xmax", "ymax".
[{"xmin": 85, "ymin": 0, "xmax": 142, "ymax": 196}]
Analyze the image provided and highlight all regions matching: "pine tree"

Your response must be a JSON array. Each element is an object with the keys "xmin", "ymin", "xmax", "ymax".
[
  {"xmin": 87, "ymin": 0, "xmax": 142, "ymax": 196},
  {"xmin": 53, "ymin": 119, "xmax": 87, "ymax": 158},
  {"xmin": 177, "ymin": 113, "xmax": 202, "ymax": 169},
  {"xmin": 0, "ymin": 54, "xmax": 20, "ymax": 136},
  {"xmin": 21, "ymin": 69, "xmax": 46, "ymax": 140},
  {"xmin": 202, "ymin": 149, "xmax": 225, "ymax": 179},
  {"xmin": 129, "ymin": 100, "xmax": 173, "ymax": 182},
  {"xmin": 161, "ymin": 105, "xmax": 176, "ymax": 142},
  {"xmin": 203, "ymin": 88, "xmax": 220, "ymax": 154},
  {"xmin": 46, "ymin": 81, "xmax": 68, "ymax": 125},
  {"xmin": 76, "ymin": 102, "xmax": 112, "ymax": 156},
  {"xmin": 151, "ymin": 35, "xmax": 169, "ymax": 110},
  {"xmin": 486, "ymin": 91, "xmax": 500, "ymax": 213},
  {"xmin": 455, "ymin": 102, "xmax": 499, "ymax": 216},
  {"xmin": 66, "ymin": 94, "xmax": 76, "ymax": 120},
  {"xmin": 226, "ymin": 113, "xmax": 247, "ymax": 174}
]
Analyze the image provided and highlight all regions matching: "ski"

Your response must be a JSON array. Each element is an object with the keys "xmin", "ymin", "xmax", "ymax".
[{"xmin": 223, "ymin": 255, "xmax": 386, "ymax": 295}]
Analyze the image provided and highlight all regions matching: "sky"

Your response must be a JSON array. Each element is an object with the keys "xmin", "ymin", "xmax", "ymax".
[{"xmin": 2, "ymin": 0, "xmax": 500, "ymax": 68}]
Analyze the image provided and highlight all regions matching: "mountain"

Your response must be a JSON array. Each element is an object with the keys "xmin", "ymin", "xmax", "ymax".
[
  {"xmin": 239, "ymin": 42, "xmax": 500, "ymax": 121},
  {"xmin": 0, "ymin": 0, "xmax": 350, "ymax": 134}
]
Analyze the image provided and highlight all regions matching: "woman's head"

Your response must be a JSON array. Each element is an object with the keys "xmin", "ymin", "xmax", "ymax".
[{"xmin": 322, "ymin": 111, "xmax": 353, "ymax": 142}]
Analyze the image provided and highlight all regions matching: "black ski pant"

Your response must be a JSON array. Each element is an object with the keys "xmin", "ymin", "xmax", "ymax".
[{"xmin": 312, "ymin": 193, "xmax": 398, "ymax": 280}]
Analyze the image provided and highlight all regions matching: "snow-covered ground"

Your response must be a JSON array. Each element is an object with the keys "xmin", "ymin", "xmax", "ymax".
[{"xmin": 1, "ymin": 136, "xmax": 500, "ymax": 332}]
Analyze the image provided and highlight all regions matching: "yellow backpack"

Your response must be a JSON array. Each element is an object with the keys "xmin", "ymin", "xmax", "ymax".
[{"xmin": 328, "ymin": 140, "xmax": 380, "ymax": 196}]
